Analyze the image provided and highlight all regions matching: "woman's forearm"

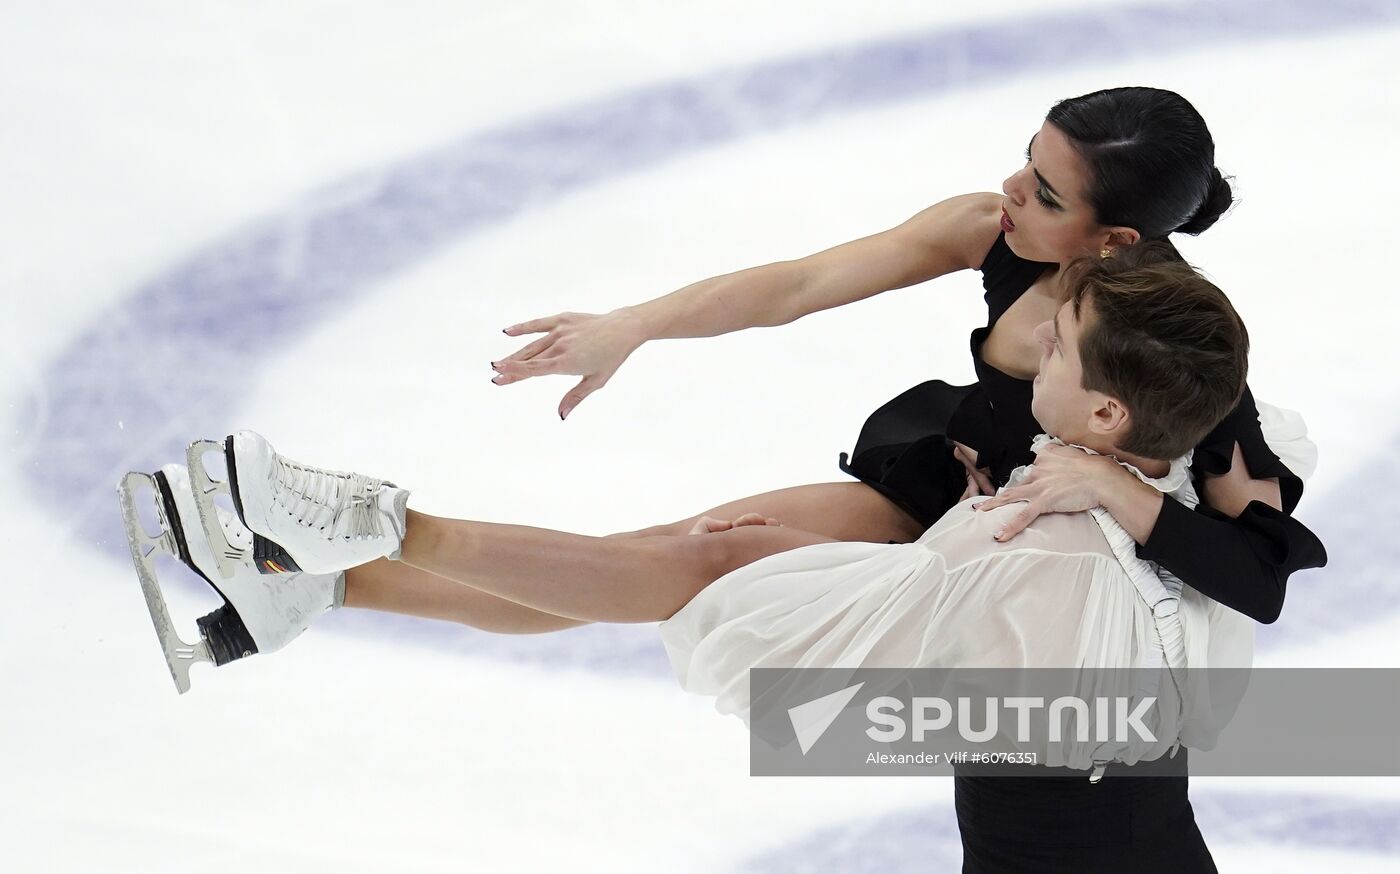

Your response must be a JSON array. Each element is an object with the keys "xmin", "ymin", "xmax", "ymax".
[
  {"xmin": 1133, "ymin": 498, "xmax": 1326, "ymax": 623},
  {"xmin": 619, "ymin": 259, "xmax": 809, "ymax": 342},
  {"xmin": 1098, "ymin": 468, "xmax": 1166, "ymax": 545},
  {"xmin": 1097, "ymin": 466, "xmax": 1327, "ymax": 624},
  {"xmin": 614, "ymin": 195, "xmax": 1000, "ymax": 344}
]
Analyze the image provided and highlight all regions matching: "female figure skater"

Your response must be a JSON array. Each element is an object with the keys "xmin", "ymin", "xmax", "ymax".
[
  {"xmin": 485, "ymin": 87, "xmax": 1322, "ymax": 623},
  {"xmin": 184, "ymin": 87, "xmax": 1317, "ymax": 646}
]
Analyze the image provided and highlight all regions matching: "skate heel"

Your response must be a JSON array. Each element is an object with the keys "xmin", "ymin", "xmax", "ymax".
[
  {"xmin": 119, "ymin": 462, "xmax": 343, "ymax": 694},
  {"xmin": 117, "ymin": 471, "xmax": 215, "ymax": 693},
  {"xmin": 217, "ymin": 434, "xmax": 305, "ymax": 575},
  {"xmin": 196, "ymin": 603, "xmax": 259, "ymax": 666},
  {"xmin": 251, "ymin": 533, "xmax": 303, "ymax": 575},
  {"xmin": 184, "ymin": 439, "xmax": 256, "ymax": 577},
  {"xmin": 187, "ymin": 437, "xmax": 306, "ymax": 575}
]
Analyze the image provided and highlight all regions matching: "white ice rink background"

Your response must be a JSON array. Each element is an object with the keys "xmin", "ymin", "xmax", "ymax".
[{"xmin": 4, "ymin": 1, "xmax": 1399, "ymax": 871}]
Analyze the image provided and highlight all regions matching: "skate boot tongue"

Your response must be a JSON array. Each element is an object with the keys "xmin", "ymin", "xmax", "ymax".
[{"xmin": 276, "ymin": 460, "xmax": 393, "ymax": 541}]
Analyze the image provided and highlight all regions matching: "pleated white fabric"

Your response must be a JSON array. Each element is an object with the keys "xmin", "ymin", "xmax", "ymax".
[
  {"xmin": 658, "ymin": 407, "xmax": 1314, "ymax": 768},
  {"xmin": 1256, "ymin": 399, "xmax": 1317, "ymax": 481}
]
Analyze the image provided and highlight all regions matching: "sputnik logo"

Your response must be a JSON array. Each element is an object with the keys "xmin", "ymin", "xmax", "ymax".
[{"xmin": 787, "ymin": 682, "xmax": 865, "ymax": 754}]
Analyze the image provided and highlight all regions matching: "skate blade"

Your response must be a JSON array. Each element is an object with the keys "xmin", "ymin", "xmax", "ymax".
[
  {"xmin": 117, "ymin": 471, "xmax": 214, "ymax": 694},
  {"xmin": 185, "ymin": 439, "xmax": 247, "ymax": 580}
]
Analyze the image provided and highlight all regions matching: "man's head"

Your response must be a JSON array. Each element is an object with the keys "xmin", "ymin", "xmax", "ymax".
[{"xmin": 1029, "ymin": 242, "xmax": 1248, "ymax": 462}]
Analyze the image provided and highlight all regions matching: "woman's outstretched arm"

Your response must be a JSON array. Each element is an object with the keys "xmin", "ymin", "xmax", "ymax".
[{"xmin": 491, "ymin": 192, "xmax": 1003, "ymax": 418}]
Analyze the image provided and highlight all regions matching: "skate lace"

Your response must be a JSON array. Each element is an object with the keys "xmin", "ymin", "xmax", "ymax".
[{"xmin": 271, "ymin": 458, "xmax": 386, "ymax": 540}]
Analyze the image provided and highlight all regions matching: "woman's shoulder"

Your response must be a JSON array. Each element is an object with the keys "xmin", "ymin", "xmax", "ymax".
[
  {"xmin": 957, "ymin": 193, "xmax": 1005, "ymax": 271},
  {"xmin": 901, "ymin": 192, "xmax": 1004, "ymax": 272}
]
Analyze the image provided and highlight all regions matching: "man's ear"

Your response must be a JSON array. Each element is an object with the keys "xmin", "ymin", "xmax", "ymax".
[{"xmin": 1089, "ymin": 394, "xmax": 1130, "ymax": 440}]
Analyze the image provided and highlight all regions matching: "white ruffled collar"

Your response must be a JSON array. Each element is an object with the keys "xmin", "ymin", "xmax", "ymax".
[{"xmin": 1029, "ymin": 433, "xmax": 1194, "ymax": 498}]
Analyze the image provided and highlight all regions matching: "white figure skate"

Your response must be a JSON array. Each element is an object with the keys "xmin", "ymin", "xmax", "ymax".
[
  {"xmin": 187, "ymin": 431, "xmax": 409, "ymax": 577},
  {"xmin": 117, "ymin": 464, "xmax": 343, "ymax": 694}
]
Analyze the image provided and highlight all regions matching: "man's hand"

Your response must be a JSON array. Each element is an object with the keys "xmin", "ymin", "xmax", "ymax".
[{"xmin": 974, "ymin": 444, "xmax": 1119, "ymax": 541}]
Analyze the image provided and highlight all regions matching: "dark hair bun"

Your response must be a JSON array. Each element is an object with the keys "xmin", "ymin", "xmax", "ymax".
[{"xmin": 1175, "ymin": 168, "xmax": 1234, "ymax": 235}]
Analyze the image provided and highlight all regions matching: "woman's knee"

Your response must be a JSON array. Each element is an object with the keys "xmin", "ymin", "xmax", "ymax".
[
  {"xmin": 603, "ymin": 522, "xmax": 682, "ymax": 539},
  {"xmin": 700, "ymin": 525, "xmax": 832, "ymax": 579},
  {"xmin": 631, "ymin": 530, "xmax": 741, "ymax": 589},
  {"xmin": 694, "ymin": 483, "xmax": 921, "ymax": 543}
]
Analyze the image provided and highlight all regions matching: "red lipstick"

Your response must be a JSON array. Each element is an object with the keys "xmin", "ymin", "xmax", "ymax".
[{"xmin": 1001, "ymin": 209, "xmax": 1015, "ymax": 233}]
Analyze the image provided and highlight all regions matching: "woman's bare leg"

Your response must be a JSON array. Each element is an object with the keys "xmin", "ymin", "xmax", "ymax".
[
  {"xmin": 340, "ymin": 482, "xmax": 920, "ymax": 630},
  {"xmin": 398, "ymin": 509, "xmax": 838, "ymax": 623},
  {"xmin": 343, "ymin": 559, "xmax": 591, "ymax": 634},
  {"xmin": 614, "ymin": 482, "xmax": 924, "ymax": 542}
]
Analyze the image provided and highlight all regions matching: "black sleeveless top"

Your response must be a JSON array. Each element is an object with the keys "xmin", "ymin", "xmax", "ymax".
[{"xmin": 838, "ymin": 232, "xmax": 1327, "ymax": 624}]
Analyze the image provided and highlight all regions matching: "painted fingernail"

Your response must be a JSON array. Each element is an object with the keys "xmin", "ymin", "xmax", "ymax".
[
  {"xmin": 492, "ymin": 376, "xmax": 503, "ymax": 384},
  {"xmin": 994, "ymin": 529, "xmax": 1005, "ymax": 539}
]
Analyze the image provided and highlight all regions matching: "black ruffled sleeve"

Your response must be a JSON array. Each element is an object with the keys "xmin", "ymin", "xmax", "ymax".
[
  {"xmin": 1138, "ymin": 498, "xmax": 1326, "ymax": 623},
  {"xmin": 1190, "ymin": 385, "xmax": 1304, "ymax": 514},
  {"xmin": 1136, "ymin": 385, "xmax": 1328, "ymax": 623}
]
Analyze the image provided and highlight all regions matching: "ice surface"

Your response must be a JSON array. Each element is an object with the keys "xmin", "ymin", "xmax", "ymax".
[{"xmin": 2, "ymin": 1, "xmax": 1397, "ymax": 870}]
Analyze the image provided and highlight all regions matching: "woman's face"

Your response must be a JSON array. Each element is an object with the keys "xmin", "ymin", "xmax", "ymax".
[{"xmin": 1000, "ymin": 120, "xmax": 1119, "ymax": 265}]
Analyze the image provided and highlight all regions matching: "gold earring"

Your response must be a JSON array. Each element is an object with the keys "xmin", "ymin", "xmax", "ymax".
[{"xmin": 1100, "ymin": 248, "xmax": 1112, "ymax": 260}]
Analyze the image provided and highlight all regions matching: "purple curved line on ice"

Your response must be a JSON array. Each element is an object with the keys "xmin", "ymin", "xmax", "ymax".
[
  {"xmin": 1259, "ymin": 448, "xmax": 1400, "ymax": 647},
  {"xmin": 21, "ymin": 0, "xmax": 1400, "ymax": 677}
]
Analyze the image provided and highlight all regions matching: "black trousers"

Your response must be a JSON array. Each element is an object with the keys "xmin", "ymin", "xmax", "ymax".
[{"xmin": 953, "ymin": 748, "xmax": 1217, "ymax": 873}]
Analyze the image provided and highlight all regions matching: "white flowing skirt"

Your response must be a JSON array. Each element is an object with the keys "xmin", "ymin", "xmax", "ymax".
[{"xmin": 658, "ymin": 499, "xmax": 1190, "ymax": 768}]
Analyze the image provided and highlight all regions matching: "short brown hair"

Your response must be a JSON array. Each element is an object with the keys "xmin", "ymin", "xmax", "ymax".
[{"xmin": 1066, "ymin": 242, "xmax": 1248, "ymax": 460}]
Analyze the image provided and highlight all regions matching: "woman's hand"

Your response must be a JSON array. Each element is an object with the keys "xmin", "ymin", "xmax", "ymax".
[
  {"xmin": 492, "ymin": 308, "xmax": 650, "ymax": 420},
  {"xmin": 688, "ymin": 513, "xmax": 782, "ymax": 535},
  {"xmin": 953, "ymin": 441, "xmax": 996, "ymax": 501},
  {"xmin": 974, "ymin": 443, "xmax": 1124, "ymax": 541}
]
